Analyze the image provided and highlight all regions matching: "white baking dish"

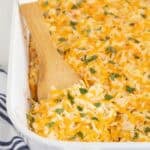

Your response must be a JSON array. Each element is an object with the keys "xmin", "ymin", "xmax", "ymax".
[{"xmin": 7, "ymin": 0, "xmax": 150, "ymax": 149}]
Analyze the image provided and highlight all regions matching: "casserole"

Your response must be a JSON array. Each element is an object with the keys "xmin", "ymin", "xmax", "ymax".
[{"xmin": 7, "ymin": 0, "xmax": 150, "ymax": 149}]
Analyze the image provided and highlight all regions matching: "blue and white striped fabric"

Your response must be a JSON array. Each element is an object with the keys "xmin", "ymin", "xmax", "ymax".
[{"xmin": 0, "ymin": 67, "xmax": 30, "ymax": 150}]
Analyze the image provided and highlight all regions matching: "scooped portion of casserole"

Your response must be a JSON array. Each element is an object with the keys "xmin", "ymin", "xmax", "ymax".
[{"xmin": 27, "ymin": 0, "xmax": 150, "ymax": 141}]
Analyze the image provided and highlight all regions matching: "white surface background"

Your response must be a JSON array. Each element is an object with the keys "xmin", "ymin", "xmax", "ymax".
[{"xmin": 0, "ymin": 0, "xmax": 13, "ymax": 68}]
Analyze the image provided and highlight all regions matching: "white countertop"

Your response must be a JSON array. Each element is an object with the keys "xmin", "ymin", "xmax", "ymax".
[{"xmin": 0, "ymin": 0, "xmax": 13, "ymax": 68}]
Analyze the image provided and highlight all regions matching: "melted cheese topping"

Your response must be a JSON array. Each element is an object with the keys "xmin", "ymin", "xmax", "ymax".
[{"xmin": 28, "ymin": 0, "xmax": 150, "ymax": 142}]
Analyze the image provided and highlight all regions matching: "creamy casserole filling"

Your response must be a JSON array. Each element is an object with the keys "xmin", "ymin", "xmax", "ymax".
[{"xmin": 28, "ymin": 0, "xmax": 150, "ymax": 141}]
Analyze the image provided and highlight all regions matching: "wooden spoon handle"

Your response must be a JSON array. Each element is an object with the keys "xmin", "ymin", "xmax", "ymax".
[
  {"xmin": 20, "ymin": 2, "xmax": 80, "ymax": 99},
  {"xmin": 20, "ymin": 3, "xmax": 55, "ymax": 63}
]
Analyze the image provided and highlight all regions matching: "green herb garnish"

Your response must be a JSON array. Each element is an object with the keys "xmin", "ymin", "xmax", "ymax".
[
  {"xmin": 81, "ymin": 55, "xmax": 98, "ymax": 64},
  {"xmin": 77, "ymin": 105, "xmax": 83, "ymax": 111},
  {"xmin": 79, "ymin": 88, "xmax": 88, "ymax": 94},
  {"xmin": 57, "ymin": 48, "xmax": 63, "ymax": 55},
  {"xmin": 43, "ymin": 1, "xmax": 49, "ymax": 6},
  {"xmin": 109, "ymin": 73, "xmax": 120, "ymax": 80},
  {"xmin": 103, "ymin": 9, "xmax": 118, "ymax": 18},
  {"xmin": 78, "ymin": 47, "xmax": 86, "ymax": 50},
  {"xmin": 67, "ymin": 92, "xmax": 74, "ymax": 105},
  {"xmin": 91, "ymin": 117, "xmax": 98, "ymax": 121},
  {"xmin": 57, "ymin": 48, "xmax": 70, "ymax": 55},
  {"xmin": 55, "ymin": 108, "xmax": 64, "ymax": 114},
  {"xmin": 62, "ymin": 10, "xmax": 66, "ymax": 14},
  {"xmin": 126, "ymin": 86, "xmax": 136, "ymax": 93},
  {"xmin": 80, "ymin": 113, "xmax": 86, "ymax": 117},
  {"xmin": 104, "ymin": 94, "xmax": 113, "ymax": 100},
  {"xmin": 144, "ymin": 127, "xmax": 150, "ymax": 134},
  {"xmin": 108, "ymin": 60, "xmax": 115, "ymax": 64},
  {"xmin": 71, "ymin": 0, "xmax": 84, "ymax": 9},
  {"xmin": 55, "ymin": 98, "xmax": 62, "ymax": 103},
  {"xmin": 58, "ymin": 37, "xmax": 67, "ymax": 42},
  {"xmin": 89, "ymin": 67, "xmax": 96, "ymax": 74},
  {"xmin": 71, "ymin": 4, "xmax": 78, "ymax": 9},
  {"xmin": 70, "ymin": 21, "xmax": 78, "ymax": 29},
  {"xmin": 133, "ymin": 132, "xmax": 139, "ymax": 139},
  {"xmin": 69, "ymin": 135, "xmax": 76, "ymax": 140},
  {"xmin": 108, "ymin": 12, "xmax": 118, "ymax": 18},
  {"xmin": 105, "ymin": 46, "xmax": 116, "ymax": 54},
  {"xmin": 96, "ymin": 27, "xmax": 102, "ymax": 31},
  {"xmin": 86, "ymin": 28, "xmax": 91, "ymax": 34},
  {"xmin": 76, "ymin": 131, "xmax": 84, "ymax": 139},
  {"xmin": 94, "ymin": 102, "xmax": 101, "ymax": 108},
  {"xmin": 47, "ymin": 121, "xmax": 55, "ymax": 128},
  {"xmin": 146, "ymin": 116, "xmax": 150, "ymax": 120},
  {"xmin": 128, "ymin": 37, "xmax": 140, "ymax": 44},
  {"xmin": 26, "ymin": 114, "xmax": 34, "ymax": 123}
]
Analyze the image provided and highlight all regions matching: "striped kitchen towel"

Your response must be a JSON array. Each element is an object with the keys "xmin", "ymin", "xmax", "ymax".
[{"xmin": 0, "ymin": 67, "xmax": 30, "ymax": 150}]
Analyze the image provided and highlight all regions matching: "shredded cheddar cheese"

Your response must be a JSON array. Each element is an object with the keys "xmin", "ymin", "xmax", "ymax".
[{"xmin": 28, "ymin": 0, "xmax": 150, "ymax": 142}]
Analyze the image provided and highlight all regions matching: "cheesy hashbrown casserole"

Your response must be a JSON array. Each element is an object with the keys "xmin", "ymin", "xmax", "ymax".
[{"xmin": 28, "ymin": 0, "xmax": 150, "ymax": 142}]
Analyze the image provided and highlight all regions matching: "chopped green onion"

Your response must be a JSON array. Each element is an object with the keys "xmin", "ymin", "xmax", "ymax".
[
  {"xmin": 79, "ymin": 88, "xmax": 88, "ymax": 94},
  {"xmin": 67, "ymin": 92, "xmax": 74, "ymax": 104},
  {"xmin": 55, "ymin": 108, "xmax": 64, "ymax": 114},
  {"xmin": 62, "ymin": 10, "xmax": 66, "ymax": 14},
  {"xmin": 26, "ymin": 114, "xmax": 34, "ymax": 123},
  {"xmin": 71, "ymin": 4, "xmax": 78, "ymax": 9},
  {"xmin": 76, "ymin": 131, "xmax": 84, "ymax": 139},
  {"xmin": 78, "ymin": 47, "xmax": 86, "ymax": 50},
  {"xmin": 128, "ymin": 37, "xmax": 140, "ymax": 44},
  {"xmin": 104, "ymin": 94, "xmax": 113, "ymax": 100},
  {"xmin": 94, "ymin": 102, "xmax": 101, "ymax": 108},
  {"xmin": 47, "ymin": 121, "xmax": 55, "ymax": 128},
  {"xmin": 43, "ymin": 1, "xmax": 49, "ymax": 6},
  {"xmin": 96, "ymin": 27, "xmax": 102, "ymax": 31},
  {"xmin": 57, "ymin": 48, "xmax": 63, "ymax": 55},
  {"xmin": 81, "ymin": 55, "xmax": 98, "ymax": 64},
  {"xmin": 69, "ymin": 135, "xmax": 76, "ymax": 140},
  {"xmin": 144, "ymin": 127, "xmax": 150, "ymax": 134},
  {"xmin": 105, "ymin": 46, "xmax": 116, "ymax": 54},
  {"xmin": 133, "ymin": 131, "xmax": 139, "ymax": 139},
  {"xmin": 57, "ymin": 48, "xmax": 70, "ymax": 55},
  {"xmin": 109, "ymin": 73, "xmax": 120, "ymax": 80},
  {"xmin": 104, "ymin": 10, "xmax": 118, "ymax": 18},
  {"xmin": 108, "ymin": 12, "xmax": 118, "ymax": 18},
  {"xmin": 91, "ymin": 117, "xmax": 98, "ymax": 121},
  {"xmin": 55, "ymin": 98, "xmax": 62, "ymax": 103},
  {"xmin": 89, "ymin": 67, "xmax": 96, "ymax": 74},
  {"xmin": 77, "ymin": 105, "xmax": 83, "ymax": 111},
  {"xmin": 126, "ymin": 86, "xmax": 136, "ymax": 93},
  {"xmin": 108, "ymin": 60, "xmax": 115, "ymax": 64},
  {"xmin": 80, "ymin": 113, "xmax": 86, "ymax": 117},
  {"xmin": 71, "ymin": 0, "xmax": 84, "ymax": 9},
  {"xmin": 58, "ymin": 37, "xmax": 67, "ymax": 42},
  {"xmin": 70, "ymin": 21, "xmax": 77, "ymax": 29},
  {"xmin": 86, "ymin": 28, "xmax": 91, "ymax": 34}
]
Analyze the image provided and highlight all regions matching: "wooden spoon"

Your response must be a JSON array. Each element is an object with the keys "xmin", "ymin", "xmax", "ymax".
[{"xmin": 20, "ymin": 2, "xmax": 80, "ymax": 99}]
